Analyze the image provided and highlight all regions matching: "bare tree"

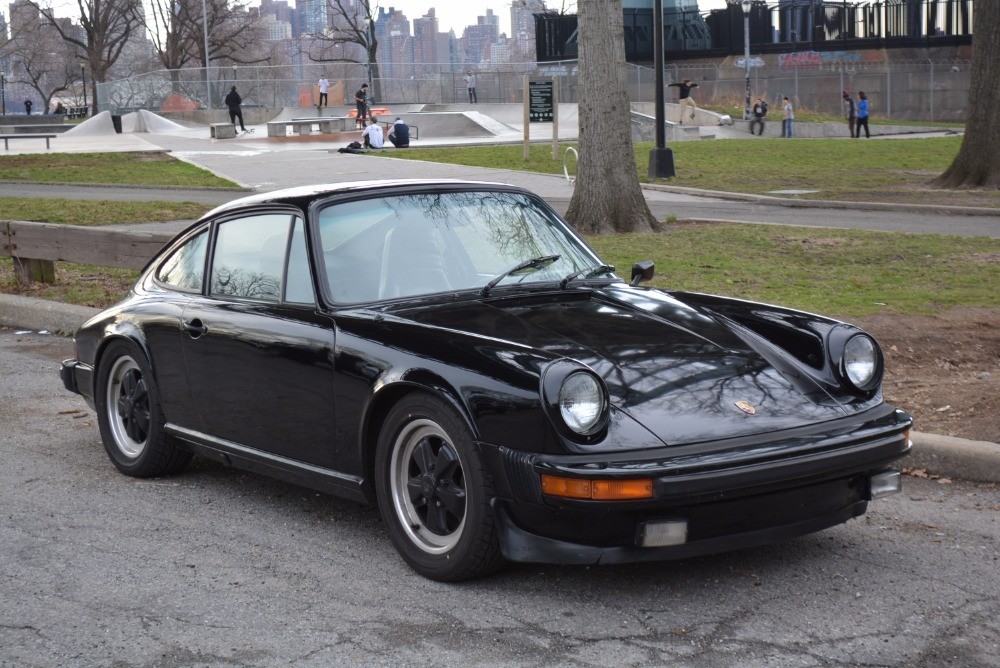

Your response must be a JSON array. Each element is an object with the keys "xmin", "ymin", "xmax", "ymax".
[
  {"xmin": 3, "ymin": 20, "xmax": 81, "ymax": 114},
  {"xmin": 305, "ymin": 0, "xmax": 382, "ymax": 100},
  {"xmin": 564, "ymin": 0, "xmax": 658, "ymax": 233},
  {"xmin": 141, "ymin": 0, "xmax": 268, "ymax": 97},
  {"xmin": 934, "ymin": 1, "xmax": 999, "ymax": 189},
  {"xmin": 182, "ymin": 0, "xmax": 269, "ymax": 67},
  {"xmin": 29, "ymin": 0, "xmax": 142, "ymax": 114}
]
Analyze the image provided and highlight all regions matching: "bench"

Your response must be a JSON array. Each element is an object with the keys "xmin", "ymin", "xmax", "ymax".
[
  {"xmin": 210, "ymin": 123, "xmax": 237, "ymax": 139},
  {"xmin": 66, "ymin": 106, "xmax": 89, "ymax": 119},
  {"xmin": 0, "ymin": 134, "xmax": 57, "ymax": 150}
]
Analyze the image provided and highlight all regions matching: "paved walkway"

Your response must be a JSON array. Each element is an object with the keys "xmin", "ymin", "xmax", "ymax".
[{"xmin": 3, "ymin": 123, "xmax": 998, "ymax": 237}]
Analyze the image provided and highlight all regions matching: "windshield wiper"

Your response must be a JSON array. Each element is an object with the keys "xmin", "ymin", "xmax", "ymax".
[
  {"xmin": 480, "ymin": 255, "xmax": 560, "ymax": 297},
  {"xmin": 558, "ymin": 264, "xmax": 616, "ymax": 290}
]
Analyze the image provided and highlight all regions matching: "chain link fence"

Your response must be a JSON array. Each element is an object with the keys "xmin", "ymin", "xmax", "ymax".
[{"xmin": 98, "ymin": 57, "xmax": 969, "ymax": 123}]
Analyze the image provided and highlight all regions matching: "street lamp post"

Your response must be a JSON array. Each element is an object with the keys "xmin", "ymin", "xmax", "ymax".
[
  {"xmin": 1, "ymin": 72, "xmax": 6, "ymax": 116},
  {"xmin": 742, "ymin": 0, "xmax": 752, "ymax": 122},
  {"xmin": 80, "ymin": 62, "xmax": 87, "ymax": 112},
  {"xmin": 648, "ymin": 0, "xmax": 675, "ymax": 178},
  {"xmin": 202, "ymin": 0, "xmax": 212, "ymax": 110}
]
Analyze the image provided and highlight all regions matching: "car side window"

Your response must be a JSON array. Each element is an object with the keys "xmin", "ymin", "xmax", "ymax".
[
  {"xmin": 284, "ymin": 217, "xmax": 315, "ymax": 304},
  {"xmin": 211, "ymin": 214, "xmax": 291, "ymax": 302},
  {"xmin": 156, "ymin": 231, "xmax": 207, "ymax": 292}
]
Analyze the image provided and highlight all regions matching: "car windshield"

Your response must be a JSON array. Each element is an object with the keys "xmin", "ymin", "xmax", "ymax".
[{"xmin": 317, "ymin": 190, "xmax": 606, "ymax": 303}]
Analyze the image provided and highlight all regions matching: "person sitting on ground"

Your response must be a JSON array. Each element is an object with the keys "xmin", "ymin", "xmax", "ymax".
[
  {"xmin": 361, "ymin": 117, "xmax": 384, "ymax": 149},
  {"xmin": 387, "ymin": 117, "xmax": 410, "ymax": 148}
]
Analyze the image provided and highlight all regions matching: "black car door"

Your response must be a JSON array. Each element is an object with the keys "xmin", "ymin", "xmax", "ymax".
[{"xmin": 179, "ymin": 211, "xmax": 340, "ymax": 469}]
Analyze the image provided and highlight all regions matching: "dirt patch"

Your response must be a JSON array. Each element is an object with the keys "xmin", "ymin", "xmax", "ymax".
[{"xmin": 853, "ymin": 307, "xmax": 999, "ymax": 442}]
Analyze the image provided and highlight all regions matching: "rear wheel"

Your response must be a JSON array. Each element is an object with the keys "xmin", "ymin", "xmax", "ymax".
[
  {"xmin": 95, "ymin": 339, "xmax": 191, "ymax": 477},
  {"xmin": 375, "ymin": 393, "xmax": 503, "ymax": 581}
]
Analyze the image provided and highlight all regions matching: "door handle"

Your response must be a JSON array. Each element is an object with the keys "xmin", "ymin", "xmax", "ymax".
[{"xmin": 183, "ymin": 319, "xmax": 208, "ymax": 338}]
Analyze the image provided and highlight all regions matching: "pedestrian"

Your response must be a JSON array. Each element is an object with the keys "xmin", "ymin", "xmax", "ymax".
[
  {"xmin": 355, "ymin": 83, "xmax": 370, "ymax": 128},
  {"xmin": 668, "ymin": 78, "xmax": 699, "ymax": 125},
  {"xmin": 54, "ymin": 101, "xmax": 66, "ymax": 115},
  {"xmin": 24, "ymin": 99, "xmax": 32, "ymax": 115},
  {"xmin": 749, "ymin": 97, "xmax": 767, "ymax": 136},
  {"xmin": 388, "ymin": 117, "xmax": 410, "ymax": 148},
  {"xmin": 464, "ymin": 70, "xmax": 477, "ymax": 103},
  {"xmin": 318, "ymin": 76, "xmax": 329, "ymax": 107},
  {"xmin": 856, "ymin": 91, "xmax": 870, "ymax": 138},
  {"xmin": 782, "ymin": 96, "xmax": 794, "ymax": 138},
  {"xmin": 362, "ymin": 117, "xmax": 384, "ymax": 149},
  {"xmin": 843, "ymin": 90, "xmax": 856, "ymax": 138},
  {"xmin": 224, "ymin": 85, "xmax": 246, "ymax": 132}
]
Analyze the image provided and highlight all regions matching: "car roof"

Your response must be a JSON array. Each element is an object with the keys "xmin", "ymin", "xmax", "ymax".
[{"xmin": 201, "ymin": 179, "xmax": 518, "ymax": 220}]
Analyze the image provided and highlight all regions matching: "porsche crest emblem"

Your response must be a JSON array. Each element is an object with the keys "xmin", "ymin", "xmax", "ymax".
[{"xmin": 735, "ymin": 400, "xmax": 757, "ymax": 415}]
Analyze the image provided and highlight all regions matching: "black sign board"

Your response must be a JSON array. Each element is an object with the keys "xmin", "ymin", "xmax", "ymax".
[{"xmin": 529, "ymin": 81, "xmax": 554, "ymax": 123}]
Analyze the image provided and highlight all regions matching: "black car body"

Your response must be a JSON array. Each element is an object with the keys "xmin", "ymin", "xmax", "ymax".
[{"xmin": 61, "ymin": 180, "xmax": 912, "ymax": 581}]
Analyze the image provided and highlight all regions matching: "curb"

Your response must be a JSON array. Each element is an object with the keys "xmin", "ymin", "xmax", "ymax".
[
  {"xmin": 640, "ymin": 183, "xmax": 1000, "ymax": 217},
  {"xmin": 2, "ymin": 292, "xmax": 997, "ymax": 485}
]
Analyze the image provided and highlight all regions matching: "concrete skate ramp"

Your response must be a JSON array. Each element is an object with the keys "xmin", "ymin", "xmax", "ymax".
[
  {"xmin": 121, "ymin": 109, "xmax": 189, "ymax": 133},
  {"xmin": 419, "ymin": 103, "xmax": 579, "ymax": 132},
  {"xmin": 63, "ymin": 111, "xmax": 118, "ymax": 136}
]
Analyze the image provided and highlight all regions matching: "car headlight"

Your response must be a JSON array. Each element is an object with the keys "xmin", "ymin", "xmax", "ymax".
[
  {"xmin": 541, "ymin": 361, "xmax": 609, "ymax": 439},
  {"xmin": 559, "ymin": 372, "xmax": 604, "ymax": 434},
  {"xmin": 837, "ymin": 332, "xmax": 883, "ymax": 393}
]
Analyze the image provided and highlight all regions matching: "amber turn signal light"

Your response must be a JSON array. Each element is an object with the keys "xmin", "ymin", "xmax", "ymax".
[{"xmin": 541, "ymin": 474, "xmax": 653, "ymax": 500}]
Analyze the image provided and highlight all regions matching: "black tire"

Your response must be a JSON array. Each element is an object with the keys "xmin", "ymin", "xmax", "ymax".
[
  {"xmin": 375, "ymin": 392, "xmax": 504, "ymax": 581},
  {"xmin": 94, "ymin": 339, "xmax": 192, "ymax": 477}
]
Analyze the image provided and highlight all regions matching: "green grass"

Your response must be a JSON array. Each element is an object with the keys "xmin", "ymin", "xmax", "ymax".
[
  {"xmin": 0, "ymin": 198, "xmax": 211, "ymax": 226},
  {"xmin": 385, "ymin": 137, "xmax": 998, "ymax": 208},
  {"xmin": 588, "ymin": 223, "xmax": 998, "ymax": 317},
  {"xmin": 0, "ymin": 152, "xmax": 238, "ymax": 188},
  {"xmin": 3, "ymin": 223, "xmax": 994, "ymax": 316}
]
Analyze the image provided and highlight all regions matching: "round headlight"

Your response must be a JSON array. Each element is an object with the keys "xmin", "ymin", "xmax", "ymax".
[
  {"xmin": 559, "ymin": 372, "xmax": 604, "ymax": 434},
  {"xmin": 843, "ymin": 334, "xmax": 879, "ymax": 390}
]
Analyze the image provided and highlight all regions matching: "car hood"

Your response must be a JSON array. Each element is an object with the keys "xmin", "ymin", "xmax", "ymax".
[{"xmin": 389, "ymin": 285, "xmax": 854, "ymax": 446}]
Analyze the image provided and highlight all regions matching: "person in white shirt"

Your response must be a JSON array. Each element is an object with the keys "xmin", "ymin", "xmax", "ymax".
[
  {"xmin": 317, "ymin": 77, "xmax": 329, "ymax": 107},
  {"xmin": 361, "ymin": 118, "xmax": 384, "ymax": 148}
]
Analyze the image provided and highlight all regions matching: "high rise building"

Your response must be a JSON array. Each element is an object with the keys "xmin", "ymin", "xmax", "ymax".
[
  {"xmin": 297, "ymin": 0, "xmax": 328, "ymax": 36},
  {"xmin": 511, "ymin": 0, "xmax": 546, "ymax": 61},
  {"xmin": 461, "ymin": 9, "xmax": 499, "ymax": 65},
  {"xmin": 412, "ymin": 9, "xmax": 438, "ymax": 73}
]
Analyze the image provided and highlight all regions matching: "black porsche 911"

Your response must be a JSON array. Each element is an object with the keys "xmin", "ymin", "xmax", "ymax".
[{"xmin": 61, "ymin": 180, "xmax": 912, "ymax": 581}]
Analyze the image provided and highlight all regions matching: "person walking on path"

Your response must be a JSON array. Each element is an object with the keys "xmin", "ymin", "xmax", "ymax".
[
  {"xmin": 464, "ymin": 70, "xmax": 477, "ymax": 103},
  {"xmin": 318, "ymin": 77, "xmax": 329, "ymax": 107},
  {"xmin": 388, "ymin": 117, "xmax": 410, "ymax": 148},
  {"xmin": 782, "ymin": 97, "xmax": 794, "ymax": 138},
  {"xmin": 856, "ymin": 91, "xmax": 871, "ymax": 138},
  {"xmin": 355, "ymin": 83, "xmax": 370, "ymax": 128},
  {"xmin": 24, "ymin": 99, "xmax": 32, "ymax": 115},
  {"xmin": 668, "ymin": 78, "xmax": 699, "ymax": 124},
  {"xmin": 843, "ymin": 90, "xmax": 856, "ymax": 138},
  {"xmin": 224, "ymin": 86, "xmax": 246, "ymax": 132},
  {"xmin": 361, "ymin": 118, "xmax": 384, "ymax": 149},
  {"xmin": 750, "ymin": 97, "xmax": 767, "ymax": 136}
]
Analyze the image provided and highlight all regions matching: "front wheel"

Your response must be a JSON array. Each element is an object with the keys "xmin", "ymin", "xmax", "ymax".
[
  {"xmin": 375, "ymin": 393, "xmax": 503, "ymax": 581},
  {"xmin": 95, "ymin": 339, "xmax": 191, "ymax": 477}
]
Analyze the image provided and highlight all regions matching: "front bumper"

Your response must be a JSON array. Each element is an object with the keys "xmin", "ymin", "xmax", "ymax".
[
  {"xmin": 60, "ymin": 359, "xmax": 95, "ymax": 407},
  {"xmin": 482, "ymin": 406, "xmax": 911, "ymax": 564}
]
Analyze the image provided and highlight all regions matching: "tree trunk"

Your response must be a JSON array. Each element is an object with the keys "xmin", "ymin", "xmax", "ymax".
[
  {"xmin": 565, "ymin": 0, "xmax": 659, "ymax": 234},
  {"xmin": 934, "ymin": 0, "xmax": 999, "ymax": 189}
]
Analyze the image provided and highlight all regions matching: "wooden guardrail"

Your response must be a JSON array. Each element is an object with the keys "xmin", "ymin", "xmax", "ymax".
[{"xmin": 1, "ymin": 220, "xmax": 173, "ymax": 283}]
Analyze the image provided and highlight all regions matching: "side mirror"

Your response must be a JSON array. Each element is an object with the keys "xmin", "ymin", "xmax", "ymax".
[{"xmin": 630, "ymin": 260, "xmax": 655, "ymax": 286}]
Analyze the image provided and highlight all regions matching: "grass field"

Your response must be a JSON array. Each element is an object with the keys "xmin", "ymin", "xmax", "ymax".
[
  {"xmin": 0, "ymin": 198, "xmax": 211, "ymax": 226},
  {"xmin": 0, "ymin": 152, "xmax": 238, "ymax": 188},
  {"xmin": 3, "ymin": 222, "xmax": 995, "ymax": 317},
  {"xmin": 383, "ymin": 136, "xmax": 998, "ymax": 208}
]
